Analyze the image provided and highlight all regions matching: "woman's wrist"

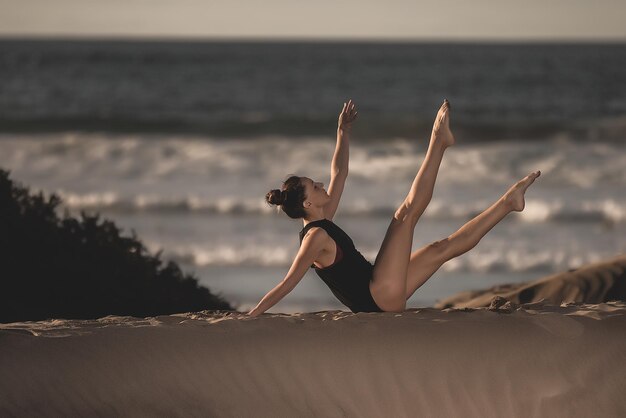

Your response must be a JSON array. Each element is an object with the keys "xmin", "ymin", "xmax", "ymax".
[{"xmin": 338, "ymin": 125, "xmax": 352, "ymax": 133}]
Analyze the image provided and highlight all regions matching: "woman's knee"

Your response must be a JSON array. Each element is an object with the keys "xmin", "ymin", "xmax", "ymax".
[
  {"xmin": 385, "ymin": 305, "xmax": 406, "ymax": 313},
  {"xmin": 393, "ymin": 202, "xmax": 410, "ymax": 222},
  {"xmin": 379, "ymin": 297, "xmax": 406, "ymax": 313},
  {"xmin": 394, "ymin": 201, "xmax": 422, "ymax": 225}
]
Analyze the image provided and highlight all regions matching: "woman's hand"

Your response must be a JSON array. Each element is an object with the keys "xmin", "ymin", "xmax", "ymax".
[
  {"xmin": 246, "ymin": 307, "xmax": 262, "ymax": 317},
  {"xmin": 338, "ymin": 99, "xmax": 358, "ymax": 131}
]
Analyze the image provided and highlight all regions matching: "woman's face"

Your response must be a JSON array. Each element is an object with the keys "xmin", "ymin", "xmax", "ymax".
[{"xmin": 302, "ymin": 177, "xmax": 330, "ymax": 208}]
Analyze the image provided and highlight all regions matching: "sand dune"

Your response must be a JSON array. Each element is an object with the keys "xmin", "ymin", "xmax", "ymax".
[
  {"xmin": 436, "ymin": 255, "xmax": 626, "ymax": 309},
  {"xmin": 2, "ymin": 300, "xmax": 626, "ymax": 417}
]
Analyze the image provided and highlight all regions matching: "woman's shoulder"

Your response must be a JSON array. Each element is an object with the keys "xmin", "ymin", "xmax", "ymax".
[
  {"xmin": 302, "ymin": 225, "xmax": 331, "ymax": 241},
  {"xmin": 299, "ymin": 219, "xmax": 335, "ymax": 243},
  {"xmin": 302, "ymin": 225, "xmax": 335, "ymax": 247},
  {"xmin": 300, "ymin": 219, "xmax": 329, "ymax": 232},
  {"xmin": 299, "ymin": 228, "xmax": 334, "ymax": 261}
]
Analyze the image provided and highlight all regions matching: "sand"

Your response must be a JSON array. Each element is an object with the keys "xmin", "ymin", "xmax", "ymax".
[{"xmin": 2, "ymin": 300, "xmax": 626, "ymax": 417}]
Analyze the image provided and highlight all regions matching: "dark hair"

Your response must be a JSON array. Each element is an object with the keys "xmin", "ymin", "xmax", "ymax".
[{"xmin": 266, "ymin": 175, "xmax": 307, "ymax": 219}]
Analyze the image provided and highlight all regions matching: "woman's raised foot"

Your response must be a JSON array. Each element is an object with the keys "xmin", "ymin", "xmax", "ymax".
[
  {"xmin": 431, "ymin": 99, "xmax": 455, "ymax": 148},
  {"xmin": 503, "ymin": 171, "xmax": 541, "ymax": 212}
]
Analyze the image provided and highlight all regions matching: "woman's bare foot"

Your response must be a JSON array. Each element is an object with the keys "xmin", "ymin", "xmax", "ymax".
[
  {"xmin": 431, "ymin": 99, "xmax": 455, "ymax": 148},
  {"xmin": 503, "ymin": 171, "xmax": 541, "ymax": 212}
]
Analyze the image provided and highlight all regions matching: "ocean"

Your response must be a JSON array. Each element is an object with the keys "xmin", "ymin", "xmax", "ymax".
[{"xmin": 1, "ymin": 39, "xmax": 625, "ymax": 312}]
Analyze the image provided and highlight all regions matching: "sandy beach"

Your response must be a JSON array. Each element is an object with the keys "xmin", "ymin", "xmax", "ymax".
[{"xmin": 2, "ymin": 299, "xmax": 626, "ymax": 417}]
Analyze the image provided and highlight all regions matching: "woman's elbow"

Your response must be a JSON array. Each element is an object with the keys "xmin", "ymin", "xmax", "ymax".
[{"xmin": 332, "ymin": 168, "xmax": 348, "ymax": 178}]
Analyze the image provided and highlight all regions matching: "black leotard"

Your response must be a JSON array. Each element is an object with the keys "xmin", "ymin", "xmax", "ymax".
[{"xmin": 299, "ymin": 219, "xmax": 383, "ymax": 313}]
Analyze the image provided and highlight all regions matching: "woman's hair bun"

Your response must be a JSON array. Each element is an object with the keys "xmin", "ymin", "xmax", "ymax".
[
  {"xmin": 266, "ymin": 175, "xmax": 306, "ymax": 218},
  {"xmin": 266, "ymin": 189, "xmax": 286, "ymax": 206}
]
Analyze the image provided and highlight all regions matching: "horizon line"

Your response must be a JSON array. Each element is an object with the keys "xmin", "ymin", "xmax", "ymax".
[{"xmin": 1, "ymin": 34, "xmax": 625, "ymax": 45}]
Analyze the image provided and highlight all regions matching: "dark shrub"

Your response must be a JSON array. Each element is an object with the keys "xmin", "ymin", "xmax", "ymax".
[{"xmin": 0, "ymin": 169, "xmax": 235, "ymax": 323}]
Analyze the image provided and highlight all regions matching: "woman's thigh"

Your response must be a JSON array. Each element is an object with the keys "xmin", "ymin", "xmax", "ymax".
[
  {"xmin": 404, "ymin": 240, "xmax": 451, "ymax": 299},
  {"xmin": 369, "ymin": 213, "xmax": 417, "ymax": 311}
]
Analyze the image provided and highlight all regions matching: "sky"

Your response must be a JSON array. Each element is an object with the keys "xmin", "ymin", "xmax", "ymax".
[{"xmin": 0, "ymin": 0, "xmax": 625, "ymax": 41}]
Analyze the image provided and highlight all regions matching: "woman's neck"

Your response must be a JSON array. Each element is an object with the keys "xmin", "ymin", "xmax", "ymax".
[{"xmin": 303, "ymin": 211, "xmax": 326, "ymax": 227}]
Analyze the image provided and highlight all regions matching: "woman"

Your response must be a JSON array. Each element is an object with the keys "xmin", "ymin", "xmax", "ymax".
[{"xmin": 247, "ymin": 99, "xmax": 540, "ymax": 316}]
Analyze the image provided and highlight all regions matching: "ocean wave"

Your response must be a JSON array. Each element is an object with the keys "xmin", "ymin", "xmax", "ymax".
[
  {"xmin": 3, "ymin": 134, "xmax": 626, "ymax": 190},
  {"xmin": 440, "ymin": 249, "xmax": 609, "ymax": 274},
  {"xmin": 2, "ymin": 134, "xmax": 625, "ymax": 227},
  {"xmin": 156, "ymin": 243, "xmax": 609, "ymax": 275},
  {"xmin": 59, "ymin": 192, "xmax": 266, "ymax": 215},
  {"xmin": 158, "ymin": 244, "xmax": 293, "ymax": 268},
  {"xmin": 58, "ymin": 191, "xmax": 626, "ymax": 224}
]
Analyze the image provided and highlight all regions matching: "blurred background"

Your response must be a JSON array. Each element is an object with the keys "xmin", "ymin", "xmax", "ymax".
[{"xmin": 1, "ymin": 1, "xmax": 625, "ymax": 312}]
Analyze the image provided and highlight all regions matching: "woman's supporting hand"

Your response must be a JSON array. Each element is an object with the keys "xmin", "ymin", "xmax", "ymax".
[
  {"xmin": 246, "ymin": 307, "xmax": 262, "ymax": 317},
  {"xmin": 338, "ymin": 99, "xmax": 358, "ymax": 131}
]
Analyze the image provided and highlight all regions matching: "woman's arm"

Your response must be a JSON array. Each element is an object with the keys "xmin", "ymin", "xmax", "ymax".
[
  {"xmin": 247, "ymin": 228, "xmax": 328, "ymax": 317},
  {"xmin": 325, "ymin": 100, "xmax": 358, "ymax": 220}
]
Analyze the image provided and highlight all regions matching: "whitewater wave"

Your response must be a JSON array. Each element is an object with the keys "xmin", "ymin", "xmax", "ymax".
[
  {"xmin": 2, "ymin": 134, "xmax": 626, "ymax": 190},
  {"xmin": 439, "ymin": 250, "xmax": 608, "ymax": 274},
  {"xmin": 59, "ymin": 191, "xmax": 266, "ymax": 215},
  {"xmin": 58, "ymin": 190, "xmax": 626, "ymax": 224},
  {"xmin": 156, "ymin": 242, "xmax": 610, "ymax": 275}
]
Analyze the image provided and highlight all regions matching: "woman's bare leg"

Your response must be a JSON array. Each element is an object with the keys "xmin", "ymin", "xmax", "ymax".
[
  {"xmin": 405, "ymin": 171, "xmax": 541, "ymax": 299},
  {"xmin": 370, "ymin": 100, "xmax": 455, "ymax": 312}
]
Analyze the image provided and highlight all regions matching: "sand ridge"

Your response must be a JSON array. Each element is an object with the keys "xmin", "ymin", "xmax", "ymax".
[
  {"xmin": 2, "ymin": 300, "xmax": 625, "ymax": 337},
  {"xmin": 2, "ymin": 302, "xmax": 626, "ymax": 417}
]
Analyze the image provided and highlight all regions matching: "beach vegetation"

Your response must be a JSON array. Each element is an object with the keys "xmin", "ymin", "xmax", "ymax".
[{"xmin": 0, "ymin": 169, "xmax": 235, "ymax": 323}]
